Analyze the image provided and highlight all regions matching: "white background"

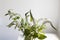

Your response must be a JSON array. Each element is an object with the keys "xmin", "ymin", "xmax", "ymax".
[{"xmin": 0, "ymin": 0, "xmax": 59, "ymax": 40}]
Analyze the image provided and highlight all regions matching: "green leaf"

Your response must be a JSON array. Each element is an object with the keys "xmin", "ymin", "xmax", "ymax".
[
  {"xmin": 31, "ymin": 26, "xmax": 36, "ymax": 32},
  {"xmin": 20, "ymin": 18, "xmax": 24, "ymax": 28},
  {"xmin": 25, "ymin": 10, "xmax": 30, "ymax": 23},
  {"xmin": 9, "ymin": 15, "xmax": 13, "ymax": 19},
  {"xmin": 30, "ymin": 16, "xmax": 32, "ymax": 22},
  {"xmin": 7, "ymin": 21, "xmax": 15, "ymax": 27},
  {"xmin": 38, "ymin": 25, "xmax": 45, "ymax": 32},
  {"xmin": 16, "ymin": 16, "xmax": 20, "ymax": 19},
  {"xmin": 38, "ymin": 34, "xmax": 47, "ymax": 39},
  {"xmin": 12, "ymin": 16, "xmax": 20, "ymax": 20},
  {"xmin": 30, "ymin": 10, "xmax": 33, "ymax": 22},
  {"xmin": 5, "ymin": 10, "xmax": 11, "ymax": 16},
  {"xmin": 33, "ymin": 32, "xmax": 38, "ymax": 38},
  {"xmin": 5, "ymin": 13, "xmax": 8, "ymax": 16},
  {"xmin": 24, "ymin": 29, "xmax": 30, "ymax": 36},
  {"xmin": 13, "ymin": 18, "xmax": 17, "ymax": 20},
  {"xmin": 24, "ymin": 36, "xmax": 31, "ymax": 40},
  {"xmin": 42, "ymin": 21, "xmax": 57, "ymax": 30}
]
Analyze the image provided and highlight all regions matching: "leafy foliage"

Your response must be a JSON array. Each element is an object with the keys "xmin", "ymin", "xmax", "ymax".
[{"xmin": 5, "ymin": 10, "xmax": 57, "ymax": 40}]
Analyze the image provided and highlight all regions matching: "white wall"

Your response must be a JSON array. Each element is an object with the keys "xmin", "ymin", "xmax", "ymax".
[
  {"xmin": 58, "ymin": 0, "xmax": 60, "ymax": 38},
  {"xmin": 0, "ymin": 0, "xmax": 59, "ymax": 40}
]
